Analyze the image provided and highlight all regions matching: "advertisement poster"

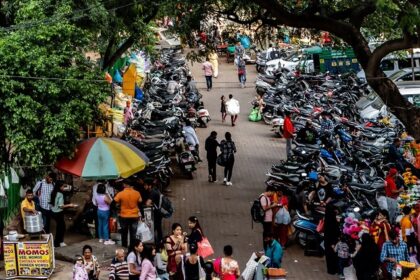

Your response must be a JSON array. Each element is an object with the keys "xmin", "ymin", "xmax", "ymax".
[
  {"xmin": 4, "ymin": 243, "xmax": 17, "ymax": 277},
  {"xmin": 16, "ymin": 241, "xmax": 53, "ymax": 277}
]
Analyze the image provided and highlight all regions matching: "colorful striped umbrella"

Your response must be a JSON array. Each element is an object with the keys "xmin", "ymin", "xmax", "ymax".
[{"xmin": 55, "ymin": 137, "xmax": 149, "ymax": 180}]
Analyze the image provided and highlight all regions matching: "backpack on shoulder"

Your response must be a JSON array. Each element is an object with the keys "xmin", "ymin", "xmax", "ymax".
[
  {"xmin": 158, "ymin": 194, "xmax": 174, "ymax": 218},
  {"xmin": 250, "ymin": 194, "xmax": 267, "ymax": 228}
]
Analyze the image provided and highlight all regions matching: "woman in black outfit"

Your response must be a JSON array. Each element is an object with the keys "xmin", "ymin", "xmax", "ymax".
[
  {"xmin": 187, "ymin": 216, "xmax": 204, "ymax": 246},
  {"xmin": 324, "ymin": 203, "xmax": 340, "ymax": 275},
  {"xmin": 183, "ymin": 243, "xmax": 206, "ymax": 280},
  {"xmin": 353, "ymin": 233, "xmax": 380, "ymax": 280},
  {"xmin": 219, "ymin": 132, "xmax": 237, "ymax": 186}
]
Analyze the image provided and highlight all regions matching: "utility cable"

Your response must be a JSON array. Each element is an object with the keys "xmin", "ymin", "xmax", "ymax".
[{"xmin": 0, "ymin": 1, "xmax": 136, "ymax": 32}]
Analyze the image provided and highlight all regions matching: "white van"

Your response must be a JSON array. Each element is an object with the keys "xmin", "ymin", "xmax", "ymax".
[{"xmin": 357, "ymin": 53, "xmax": 420, "ymax": 80}]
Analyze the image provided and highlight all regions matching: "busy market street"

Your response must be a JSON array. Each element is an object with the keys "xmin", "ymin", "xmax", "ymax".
[
  {"xmin": 1, "ymin": 1, "xmax": 420, "ymax": 280},
  {"xmin": 41, "ymin": 51, "xmax": 336, "ymax": 280}
]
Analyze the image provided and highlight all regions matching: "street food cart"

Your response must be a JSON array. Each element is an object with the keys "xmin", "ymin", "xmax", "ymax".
[{"xmin": 3, "ymin": 233, "xmax": 55, "ymax": 279}]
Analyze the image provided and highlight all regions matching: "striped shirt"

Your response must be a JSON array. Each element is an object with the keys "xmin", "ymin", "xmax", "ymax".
[
  {"xmin": 109, "ymin": 259, "xmax": 129, "ymax": 280},
  {"xmin": 33, "ymin": 180, "xmax": 54, "ymax": 210}
]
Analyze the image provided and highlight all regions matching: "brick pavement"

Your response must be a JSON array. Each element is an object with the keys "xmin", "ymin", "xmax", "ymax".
[
  {"xmin": 162, "ymin": 55, "xmax": 337, "ymax": 279},
  {"xmin": 0, "ymin": 54, "xmax": 337, "ymax": 280}
]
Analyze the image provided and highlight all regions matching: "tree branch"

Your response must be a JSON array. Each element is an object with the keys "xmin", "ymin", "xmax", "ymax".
[
  {"xmin": 348, "ymin": 2, "xmax": 376, "ymax": 29},
  {"xmin": 102, "ymin": 35, "xmax": 135, "ymax": 71},
  {"xmin": 367, "ymin": 36, "xmax": 420, "ymax": 77}
]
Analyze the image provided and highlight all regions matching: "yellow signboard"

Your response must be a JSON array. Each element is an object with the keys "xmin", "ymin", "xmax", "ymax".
[
  {"xmin": 16, "ymin": 241, "xmax": 53, "ymax": 277},
  {"xmin": 4, "ymin": 234, "xmax": 54, "ymax": 279},
  {"xmin": 4, "ymin": 243, "xmax": 17, "ymax": 277}
]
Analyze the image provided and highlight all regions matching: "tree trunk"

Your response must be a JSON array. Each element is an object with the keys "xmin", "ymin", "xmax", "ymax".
[{"xmin": 367, "ymin": 76, "xmax": 420, "ymax": 139}]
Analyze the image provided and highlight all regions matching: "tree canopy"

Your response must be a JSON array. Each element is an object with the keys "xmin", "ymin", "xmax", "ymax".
[
  {"xmin": 168, "ymin": 0, "xmax": 420, "ymax": 136},
  {"xmin": 0, "ymin": 0, "xmax": 108, "ymax": 168}
]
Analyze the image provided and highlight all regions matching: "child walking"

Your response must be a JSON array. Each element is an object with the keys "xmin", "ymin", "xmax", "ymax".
[
  {"xmin": 221, "ymin": 95, "xmax": 227, "ymax": 122},
  {"xmin": 334, "ymin": 234, "xmax": 351, "ymax": 278}
]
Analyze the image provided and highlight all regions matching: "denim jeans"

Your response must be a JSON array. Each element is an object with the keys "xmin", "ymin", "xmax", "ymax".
[
  {"xmin": 39, "ymin": 207, "xmax": 52, "ymax": 233},
  {"xmin": 286, "ymin": 138, "xmax": 292, "ymax": 159},
  {"xmin": 205, "ymin": 75, "xmax": 212, "ymax": 89},
  {"xmin": 119, "ymin": 217, "xmax": 138, "ymax": 248},
  {"xmin": 97, "ymin": 209, "xmax": 110, "ymax": 240}
]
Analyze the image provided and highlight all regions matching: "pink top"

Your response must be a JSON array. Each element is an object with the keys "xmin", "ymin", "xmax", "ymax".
[
  {"xmin": 260, "ymin": 194, "xmax": 272, "ymax": 222},
  {"xmin": 202, "ymin": 62, "xmax": 213, "ymax": 76},
  {"xmin": 124, "ymin": 106, "xmax": 134, "ymax": 125},
  {"xmin": 96, "ymin": 194, "xmax": 110, "ymax": 211},
  {"xmin": 140, "ymin": 259, "xmax": 156, "ymax": 280}
]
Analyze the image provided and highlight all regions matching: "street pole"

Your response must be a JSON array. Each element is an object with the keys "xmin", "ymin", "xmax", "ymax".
[{"xmin": 411, "ymin": 48, "xmax": 415, "ymax": 81}]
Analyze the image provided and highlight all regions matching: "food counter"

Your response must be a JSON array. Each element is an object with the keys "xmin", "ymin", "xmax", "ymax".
[{"xmin": 3, "ymin": 233, "xmax": 55, "ymax": 279}]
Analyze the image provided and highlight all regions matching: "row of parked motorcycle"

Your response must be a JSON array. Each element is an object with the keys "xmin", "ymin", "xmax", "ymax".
[
  {"xmin": 255, "ymin": 67, "xmax": 405, "ymax": 255},
  {"xmin": 123, "ymin": 48, "xmax": 210, "ymax": 186}
]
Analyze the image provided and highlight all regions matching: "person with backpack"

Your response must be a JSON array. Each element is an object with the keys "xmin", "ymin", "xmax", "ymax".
[
  {"xmin": 237, "ymin": 58, "xmax": 246, "ymax": 88},
  {"xmin": 143, "ymin": 178, "xmax": 173, "ymax": 243},
  {"xmin": 33, "ymin": 172, "xmax": 56, "ymax": 233},
  {"xmin": 259, "ymin": 186, "xmax": 277, "ymax": 237}
]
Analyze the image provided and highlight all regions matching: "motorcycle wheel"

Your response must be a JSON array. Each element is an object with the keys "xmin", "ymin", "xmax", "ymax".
[
  {"xmin": 187, "ymin": 172, "xmax": 193, "ymax": 179},
  {"xmin": 295, "ymin": 231, "xmax": 307, "ymax": 247}
]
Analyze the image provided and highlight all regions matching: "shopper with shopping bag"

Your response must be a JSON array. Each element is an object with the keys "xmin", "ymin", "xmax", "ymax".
[{"xmin": 225, "ymin": 94, "xmax": 240, "ymax": 127}]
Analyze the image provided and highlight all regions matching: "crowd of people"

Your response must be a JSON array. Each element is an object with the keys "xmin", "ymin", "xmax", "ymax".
[{"xmin": 71, "ymin": 216, "xmax": 243, "ymax": 280}]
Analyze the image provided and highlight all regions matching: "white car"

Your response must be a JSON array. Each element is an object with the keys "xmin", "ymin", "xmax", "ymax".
[{"xmin": 153, "ymin": 28, "xmax": 181, "ymax": 49}]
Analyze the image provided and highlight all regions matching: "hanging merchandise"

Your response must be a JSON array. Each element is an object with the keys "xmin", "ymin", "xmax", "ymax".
[
  {"xmin": 0, "ymin": 178, "xmax": 7, "ymax": 208},
  {"xmin": 4, "ymin": 173, "xmax": 10, "ymax": 189},
  {"xmin": 113, "ymin": 70, "xmax": 123, "ymax": 84},
  {"xmin": 135, "ymin": 86, "xmax": 144, "ymax": 101},
  {"xmin": 122, "ymin": 64, "xmax": 137, "ymax": 97},
  {"xmin": 105, "ymin": 72, "xmax": 113, "ymax": 84},
  {"xmin": 0, "ymin": 179, "xmax": 5, "ymax": 196},
  {"xmin": 10, "ymin": 167, "xmax": 19, "ymax": 184}
]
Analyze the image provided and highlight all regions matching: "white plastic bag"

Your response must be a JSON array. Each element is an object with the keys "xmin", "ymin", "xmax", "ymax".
[
  {"xmin": 10, "ymin": 167, "xmax": 19, "ymax": 183},
  {"xmin": 241, "ymin": 253, "xmax": 258, "ymax": 280},
  {"xmin": 0, "ymin": 180, "xmax": 5, "ymax": 196},
  {"xmin": 226, "ymin": 99, "xmax": 240, "ymax": 115},
  {"xmin": 137, "ymin": 221, "xmax": 153, "ymax": 242},
  {"xmin": 274, "ymin": 207, "xmax": 291, "ymax": 225},
  {"xmin": 377, "ymin": 195, "xmax": 388, "ymax": 210},
  {"xmin": 4, "ymin": 174, "xmax": 9, "ymax": 190}
]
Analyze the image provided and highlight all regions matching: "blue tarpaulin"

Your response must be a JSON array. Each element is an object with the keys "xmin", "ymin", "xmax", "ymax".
[{"xmin": 240, "ymin": 36, "xmax": 251, "ymax": 49}]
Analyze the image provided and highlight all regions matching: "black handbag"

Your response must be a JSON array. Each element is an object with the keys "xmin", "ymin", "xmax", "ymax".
[{"xmin": 216, "ymin": 154, "xmax": 226, "ymax": 166}]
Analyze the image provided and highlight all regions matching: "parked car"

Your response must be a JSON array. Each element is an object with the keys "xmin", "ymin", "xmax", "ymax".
[
  {"xmin": 357, "ymin": 54, "xmax": 420, "ymax": 80},
  {"xmin": 153, "ymin": 27, "xmax": 181, "ymax": 49}
]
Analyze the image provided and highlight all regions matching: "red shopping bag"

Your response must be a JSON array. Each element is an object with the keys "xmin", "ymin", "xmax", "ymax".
[
  {"xmin": 197, "ymin": 237, "xmax": 214, "ymax": 258},
  {"xmin": 316, "ymin": 219, "xmax": 325, "ymax": 233}
]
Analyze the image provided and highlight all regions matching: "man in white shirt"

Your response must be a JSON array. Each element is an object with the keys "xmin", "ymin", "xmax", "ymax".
[
  {"xmin": 266, "ymin": 43, "xmax": 276, "ymax": 60},
  {"xmin": 33, "ymin": 172, "xmax": 56, "ymax": 233},
  {"xmin": 183, "ymin": 119, "xmax": 201, "ymax": 161}
]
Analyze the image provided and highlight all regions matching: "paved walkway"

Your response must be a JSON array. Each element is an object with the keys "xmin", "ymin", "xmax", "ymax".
[
  {"xmin": 163, "ymin": 55, "xmax": 336, "ymax": 279},
  {"xmin": 0, "ymin": 55, "xmax": 336, "ymax": 280}
]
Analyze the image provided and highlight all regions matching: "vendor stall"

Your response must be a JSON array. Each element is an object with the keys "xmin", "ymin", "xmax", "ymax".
[{"xmin": 3, "ymin": 233, "xmax": 55, "ymax": 279}]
